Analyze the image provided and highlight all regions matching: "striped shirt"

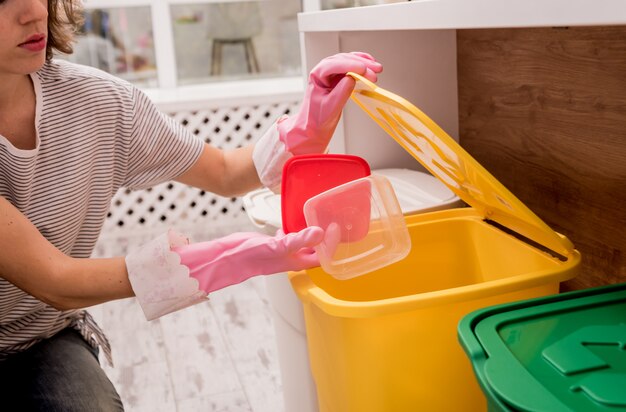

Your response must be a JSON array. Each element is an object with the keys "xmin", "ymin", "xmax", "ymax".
[{"xmin": 0, "ymin": 60, "xmax": 204, "ymax": 364}]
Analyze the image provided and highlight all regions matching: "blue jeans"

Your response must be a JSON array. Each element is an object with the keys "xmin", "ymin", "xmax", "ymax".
[{"xmin": 0, "ymin": 327, "xmax": 124, "ymax": 411}]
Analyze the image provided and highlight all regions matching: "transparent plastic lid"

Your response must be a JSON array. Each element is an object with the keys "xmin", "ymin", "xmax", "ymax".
[
  {"xmin": 303, "ymin": 174, "xmax": 411, "ymax": 280},
  {"xmin": 348, "ymin": 72, "xmax": 575, "ymax": 259}
]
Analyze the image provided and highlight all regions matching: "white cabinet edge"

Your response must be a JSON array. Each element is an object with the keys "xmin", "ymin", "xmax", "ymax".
[{"xmin": 298, "ymin": 0, "xmax": 626, "ymax": 32}]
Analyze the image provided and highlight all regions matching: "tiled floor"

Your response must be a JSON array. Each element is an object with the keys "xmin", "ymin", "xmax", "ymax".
[{"xmin": 88, "ymin": 222, "xmax": 286, "ymax": 412}]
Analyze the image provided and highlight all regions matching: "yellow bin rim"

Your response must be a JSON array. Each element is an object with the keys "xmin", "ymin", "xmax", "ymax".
[{"xmin": 290, "ymin": 209, "xmax": 581, "ymax": 319}]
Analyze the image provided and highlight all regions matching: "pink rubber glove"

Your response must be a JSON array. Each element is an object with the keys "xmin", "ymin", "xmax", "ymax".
[
  {"xmin": 278, "ymin": 52, "xmax": 383, "ymax": 155},
  {"xmin": 126, "ymin": 227, "xmax": 323, "ymax": 320},
  {"xmin": 252, "ymin": 52, "xmax": 382, "ymax": 192},
  {"xmin": 171, "ymin": 226, "xmax": 323, "ymax": 294}
]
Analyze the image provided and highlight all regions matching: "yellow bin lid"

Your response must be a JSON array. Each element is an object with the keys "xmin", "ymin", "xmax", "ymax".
[{"xmin": 348, "ymin": 72, "xmax": 575, "ymax": 259}]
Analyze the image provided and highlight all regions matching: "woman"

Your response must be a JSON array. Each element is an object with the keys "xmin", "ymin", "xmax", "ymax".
[{"xmin": 0, "ymin": 0, "xmax": 382, "ymax": 409}]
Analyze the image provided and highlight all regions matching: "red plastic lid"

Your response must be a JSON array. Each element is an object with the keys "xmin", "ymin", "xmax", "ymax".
[{"xmin": 281, "ymin": 154, "xmax": 371, "ymax": 233}]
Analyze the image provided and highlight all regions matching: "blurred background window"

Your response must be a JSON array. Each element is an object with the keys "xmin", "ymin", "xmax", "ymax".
[
  {"xmin": 66, "ymin": 7, "xmax": 158, "ymax": 88},
  {"xmin": 61, "ymin": 1, "xmax": 406, "ymax": 89},
  {"xmin": 171, "ymin": 1, "xmax": 302, "ymax": 85},
  {"xmin": 64, "ymin": 1, "xmax": 301, "ymax": 88}
]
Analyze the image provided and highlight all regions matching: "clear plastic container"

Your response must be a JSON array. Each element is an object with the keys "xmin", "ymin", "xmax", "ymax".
[{"xmin": 303, "ymin": 174, "xmax": 411, "ymax": 280}]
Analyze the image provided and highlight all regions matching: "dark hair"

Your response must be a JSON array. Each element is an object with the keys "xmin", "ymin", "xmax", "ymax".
[{"xmin": 47, "ymin": 0, "xmax": 84, "ymax": 60}]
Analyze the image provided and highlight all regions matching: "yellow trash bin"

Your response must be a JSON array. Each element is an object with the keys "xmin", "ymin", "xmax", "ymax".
[{"xmin": 288, "ymin": 73, "xmax": 581, "ymax": 412}]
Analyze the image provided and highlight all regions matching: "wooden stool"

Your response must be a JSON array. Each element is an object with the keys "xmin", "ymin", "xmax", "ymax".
[
  {"xmin": 207, "ymin": 2, "xmax": 263, "ymax": 76},
  {"xmin": 210, "ymin": 37, "xmax": 260, "ymax": 75}
]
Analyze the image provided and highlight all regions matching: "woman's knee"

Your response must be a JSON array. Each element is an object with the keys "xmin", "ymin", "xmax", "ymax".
[{"xmin": 0, "ymin": 328, "xmax": 124, "ymax": 411}]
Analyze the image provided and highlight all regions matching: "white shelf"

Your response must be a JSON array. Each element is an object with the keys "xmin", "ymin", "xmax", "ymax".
[{"xmin": 298, "ymin": 0, "xmax": 626, "ymax": 32}]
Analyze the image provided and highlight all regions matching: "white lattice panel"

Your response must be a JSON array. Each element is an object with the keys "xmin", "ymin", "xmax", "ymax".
[{"xmin": 101, "ymin": 100, "xmax": 299, "ymax": 238}]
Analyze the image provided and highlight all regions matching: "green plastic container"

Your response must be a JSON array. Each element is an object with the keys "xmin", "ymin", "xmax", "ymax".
[{"xmin": 458, "ymin": 282, "xmax": 626, "ymax": 412}]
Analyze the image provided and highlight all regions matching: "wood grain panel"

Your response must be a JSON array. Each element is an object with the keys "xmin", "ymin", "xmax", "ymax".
[{"xmin": 457, "ymin": 26, "xmax": 626, "ymax": 291}]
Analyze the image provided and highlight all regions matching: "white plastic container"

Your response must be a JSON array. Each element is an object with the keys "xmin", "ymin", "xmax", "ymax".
[{"xmin": 242, "ymin": 168, "xmax": 462, "ymax": 412}]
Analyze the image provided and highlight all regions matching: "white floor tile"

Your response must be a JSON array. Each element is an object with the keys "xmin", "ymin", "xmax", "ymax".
[
  {"xmin": 210, "ymin": 283, "xmax": 285, "ymax": 412},
  {"xmin": 176, "ymin": 390, "xmax": 252, "ymax": 412},
  {"xmin": 160, "ymin": 303, "xmax": 244, "ymax": 401}
]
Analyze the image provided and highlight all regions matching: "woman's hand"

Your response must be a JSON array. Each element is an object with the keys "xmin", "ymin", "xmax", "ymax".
[
  {"xmin": 252, "ymin": 52, "xmax": 382, "ymax": 192},
  {"xmin": 126, "ymin": 226, "xmax": 324, "ymax": 320},
  {"xmin": 173, "ymin": 226, "xmax": 323, "ymax": 293},
  {"xmin": 278, "ymin": 52, "xmax": 383, "ymax": 155}
]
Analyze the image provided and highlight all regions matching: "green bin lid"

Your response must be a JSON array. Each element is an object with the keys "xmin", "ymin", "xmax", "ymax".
[{"xmin": 458, "ymin": 282, "xmax": 626, "ymax": 412}]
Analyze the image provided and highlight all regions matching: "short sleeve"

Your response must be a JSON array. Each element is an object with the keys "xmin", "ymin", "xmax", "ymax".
[{"xmin": 123, "ymin": 87, "xmax": 204, "ymax": 190}]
